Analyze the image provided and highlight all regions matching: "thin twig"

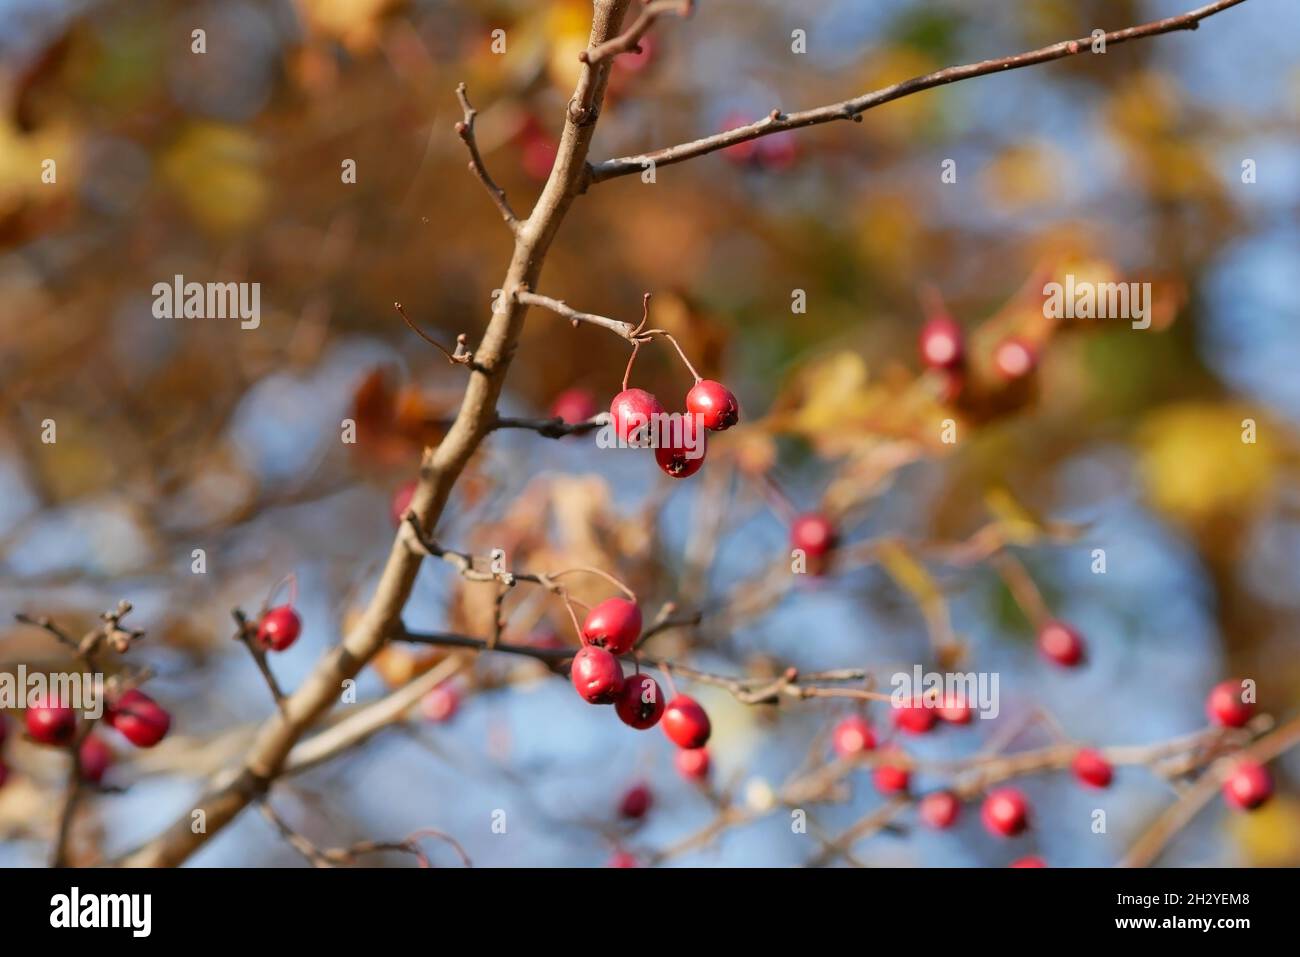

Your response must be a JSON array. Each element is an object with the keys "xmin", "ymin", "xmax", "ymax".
[
  {"xmin": 580, "ymin": 0, "xmax": 694, "ymax": 67},
  {"xmin": 454, "ymin": 82, "xmax": 517, "ymax": 228}
]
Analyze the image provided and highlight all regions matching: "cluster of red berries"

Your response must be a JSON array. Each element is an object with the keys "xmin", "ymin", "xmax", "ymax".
[
  {"xmin": 568, "ymin": 597, "xmax": 713, "ymax": 753},
  {"xmin": 1206, "ymin": 679, "xmax": 1273, "ymax": 811},
  {"xmin": 23, "ymin": 686, "xmax": 170, "ymax": 788},
  {"xmin": 609, "ymin": 378, "xmax": 739, "ymax": 479},
  {"xmin": 918, "ymin": 312, "xmax": 1038, "ymax": 398}
]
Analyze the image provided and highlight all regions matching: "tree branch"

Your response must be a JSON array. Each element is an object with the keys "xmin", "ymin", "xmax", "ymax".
[
  {"xmin": 579, "ymin": 0, "xmax": 694, "ymax": 67},
  {"xmin": 454, "ymin": 83, "xmax": 518, "ymax": 229},
  {"xmin": 586, "ymin": 0, "xmax": 1250, "ymax": 184}
]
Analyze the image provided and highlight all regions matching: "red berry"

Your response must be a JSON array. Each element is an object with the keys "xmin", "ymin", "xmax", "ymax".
[
  {"xmin": 720, "ymin": 112, "xmax": 759, "ymax": 164},
  {"xmin": 994, "ymin": 337, "xmax": 1037, "ymax": 379},
  {"xmin": 873, "ymin": 755, "xmax": 911, "ymax": 794},
  {"xmin": 580, "ymin": 597, "xmax": 642, "ymax": 655},
  {"xmin": 106, "ymin": 689, "xmax": 171, "ymax": 748},
  {"xmin": 893, "ymin": 699, "xmax": 937, "ymax": 735},
  {"xmin": 1071, "ymin": 748, "xmax": 1113, "ymax": 789},
  {"xmin": 686, "ymin": 380, "xmax": 740, "ymax": 431},
  {"xmin": 257, "ymin": 604, "xmax": 302, "ymax": 652},
  {"xmin": 570, "ymin": 646, "xmax": 624, "ymax": 704},
  {"xmin": 615, "ymin": 672, "xmax": 665, "ymax": 730},
  {"xmin": 78, "ymin": 734, "xmax": 112, "ymax": 785},
  {"xmin": 618, "ymin": 782, "xmax": 653, "ymax": 819},
  {"xmin": 920, "ymin": 317, "xmax": 964, "ymax": 370},
  {"xmin": 25, "ymin": 697, "xmax": 76, "ymax": 746},
  {"xmin": 981, "ymin": 788, "xmax": 1029, "ymax": 837},
  {"xmin": 1010, "ymin": 856, "xmax": 1047, "ymax": 868},
  {"xmin": 1037, "ymin": 619, "xmax": 1085, "ymax": 667},
  {"xmin": 608, "ymin": 851, "xmax": 639, "ymax": 868},
  {"xmin": 919, "ymin": 791, "xmax": 961, "ymax": 829},
  {"xmin": 790, "ymin": 513, "xmax": 836, "ymax": 561},
  {"xmin": 662, "ymin": 695, "xmax": 711, "ymax": 749},
  {"xmin": 654, "ymin": 412, "xmax": 707, "ymax": 478},
  {"xmin": 758, "ymin": 131, "xmax": 798, "ymax": 170},
  {"xmin": 609, "ymin": 388, "xmax": 664, "ymax": 447},
  {"xmin": 390, "ymin": 480, "xmax": 417, "ymax": 528},
  {"xmin": 1223, "ymin": 761, "xmax": 1273, "ymax": 811},
  {"xmin": 421, "ymin": 684, "xmax": 460, "ymax": 723},
  {"xmin": 675, "ymin": 747, "xmax": 711, "ymax": 781},
  {"xmin": 550, "ymin": 387, "xmax": 598, "ymax": 426},
  {"xmin": 832, "ymin": 715, "xmax": 876, "ymax": 758},
  {"xmin": 937, "ymin": 694, "xmax": 973, "ymax": 725},
  {"xmin": 1206, "ymin": 680, "xmax": 1254, "ymax": 728}
]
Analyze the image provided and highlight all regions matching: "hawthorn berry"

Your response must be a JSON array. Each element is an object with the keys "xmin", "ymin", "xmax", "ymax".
[
  {"xmin": 720, "ymin": 112, "xmax": 759, "ymax": 165},
  {"xmin": 106, "ymin": 689, "xmax": 171, "ymax": 748},
  {"xmin": 662, "ymin": 695, "xmax": 711, "ymax": 749},
  {"xmin": 581, "ymin": 597, "xmax": 642, "ymax": 655},
  {"xmin": 615, "ymin": 672, "xmax": 665, "ymax": 730},
  {"xmin": 390, "ymin": 480, "xmax": 417, "ymax": 528},
  {"xmin": 607, "ymin": 851, "xmax": 639, "ymax": 868},
  {"xmin": 893, "ymin": 699, "xmax": 938, "ymax": 735},
  {"xmin": 1037, "ymin": 619, "xmax": 1085, "ymax": 668},
  {"xmin": 1071, "ymin": 748, "xmax": 1113, "ymax": 789},
  {"xmin": 675, "ymin": 747, "xmax": 711, "ymax": 781},
  {"xmin": 257, "ymin": 604, "xmax": 302, "ymax": 652},
  {"xmin": 570, "ymin": 646, "xmax": 624, "ymax": 704},
  {"xmin": 919, "ymin": 316, "xmax": 964, "ymax": 370},
  {"xmin": 686, "ymin": 380, "xmax": 740, "ymax": 431},
  {"xmin": 78, "ymin": 734, "xmax": 112, "ymax": 785},
  {"xmin": 919, "ymin": 791, "xmax": 961, "ymax": 830},
  {"xmin": 550, "ymin": 387, "xmax": 598, "ymax": 426},
  {"xmin": 421, "ymin": 684, "xmax": 460, "ymax": 723},
  {"xmin": 832, "ymin": 715, "xmax": 876, "ymax": 758},
  {"xmin": 654, "ymin": 412, "xmax": 707, "ymax": 479},
  {"xmin": 873, "ymin": 755, "xmax": 911, "ymax": 794},
  {"xmin": 609, "ymin": 388, "xmax": 664, "ymax": 447},
  {"xmin": 25, "ymin": 697, "xmax": 76, "ymax": 746},
  {"xmin": 1206, "ymin": 680, "xmax": 1254, "ymax": 728},
  {"xmin": 981, "ymin": 788, "xmax": 1030, "ymax": 837},
  {"xmin": 1010, "ymin": 856, "xmax": 1047, "ymax": 868},
  {"xmin": 937, "ymin": 694, "xmax": 973, "ymax": 725},
  {"xmin": 618, "ymin": 782, "xmax": 653, "ymax": 819},
  {"xmin": 790, "ymin": 513, "xmax": 836, "ymax": 561},
  {"xmin": 993, "ymin": 337, "xmax": 1037, "ymax": 380},
  {"xmin": 758, "ymin": 131, "xmax": 799, "ymax": 170},
  {"xmin": 1223, "ymin": 761, "xmax": 1273, "ymax": 811}
]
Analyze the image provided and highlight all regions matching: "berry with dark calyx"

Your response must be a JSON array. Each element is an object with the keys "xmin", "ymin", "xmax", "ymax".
[
  {"xmin": 618, "ymin": 782, "xmax": 653, "ymax": 820},
  {"xmin": 609, "ymin": 388, "xmax": 664, "ymax": 447},
  {"xmin": 1010, "ymin": 856, "xmax": 1047, "ymax": 868},
  {"xmin": 919, "ymin": 791, "xmax": 960, "ymax": 830},
  {"xmin": 675, "ymin": 747, "xmax": 710, "ymax": 781},
  {"xmin": 570, "ymin": 646, "xmax": 624, "ymax": 705},
  {"xmin": 686, "ymin": 380, "xmax": 740, "ymax": 431},
  {"xmin": 550, "ymin": 387, "xmax": 598, "ymax": 426},
  {"xmin": 257, "ymin": 604, "xmax": 302, "ymax": 653},
  {"xmin": 1223, "ymin": 761, "xmax": 1273, "ymax": 811},
  {"xmin": 654, "ymin": 412, "xmax": 707, "ymax": 479},
  {"xmin": 1071, "ymin": 748, "xmax": 1113, "ymax": 789},
  {"xmin": 78, "ymin": 734, "xmax": 112, "ymax": 785},
  {"xmin": 608, "ymin": 851, "xmax": 639, "ymax": 868},
  {"xmin": 616, "ymin": 672, "xmax": 665, "ymax": 730},
  {"xmin": 580, "ymin": 597, "xmax": 642, "ymax": 655},
  {"xmin": 832, "ymin": 715, "xmax": 876, "ymax": 758},
  {"xmin": 993, "ymin": 337, "xmax": 1037, "ymax": 380},
  {"xmin": 790, "ymin": 513, "xmax": 836, "ymax": 561},
  {"xmin": 873, "ymin": 754, "xmax": 911, "ymax": 794},
  {"xmin": 390, "ymin": 479, "xmax": 417, "ymax": 528},
  {"xmin": 894, "ymin": 699, "xmax": 938, "ymax": 735},
  {"xmin": 981, "ymin": 788, "xmax": 1030, "ymax": 837},
  {"xmin": 106, "ymin": 689, "xmax": 171, "ymax": 748},
  {"xmin": 1206, "ymin": 679, "xmax": 1254, "ymax": 728},
  {"xmin": 1038, "ymin": 619, "xmax": 1085, "ymax": 668},
  {"xmin": 26, "ymin": 697, "xmax": 76, "ymax": 746},
  {"xmin": 662, "ymin": 695, "xmax": 711, "ymax": 749},
  {"xmin": 421, "ymin": 683, "xmax": 460, "ymax": 723},
  {"xmin": 920, "ymin": 316, "xmax": 964, "ymax": 370}
]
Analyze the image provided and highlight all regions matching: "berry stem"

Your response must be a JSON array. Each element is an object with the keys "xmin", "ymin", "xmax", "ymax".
[
  {"xmin": 991, "ymin": 552, "xmax": 1050, "ymax": 629},
  {"xmin": 640, "ymin": 329, "xmax": 701, "ymax": 382},
  {"xmin": 756, "ymin": 471, "xmax": 798, "ymax": 524},
  {"xmin": 621, "ymin": 340, "xmax": 642, "ymax": 392},
  {"xmin": 547, "ymin": 566, "xmax": 638, "ymax": 601}
]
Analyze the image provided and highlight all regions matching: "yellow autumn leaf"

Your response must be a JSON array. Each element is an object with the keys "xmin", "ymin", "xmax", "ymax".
[
  {"xmin": 1229, "ymin": 794, "xmax": 1300, "ymax": 866},
  {"xmin": 160, "ymin": 124, "xmax": 268, "ymax": 234},
  {"xmin": 981, "ymin": 141, "xmax": 1067, "ymax": 210},
  {"xmin": 294, "ymin": 0, "xmax": 399, "ymax": 52},
  {"xmin": 786, "ymin": 351, "xmax": 875, "ymax": 435}
]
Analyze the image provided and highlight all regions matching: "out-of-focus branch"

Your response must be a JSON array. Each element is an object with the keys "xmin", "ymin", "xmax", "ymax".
[
  {"xmin": 579, "ymin": 0, "xmax": 694, "ymax": 67},
  {"xmin": 587, "ymin": 0, "xmax": 1250, "ymax": 184},
  {"xmin": 454, "ymin": 83, "xmax": 518, "ymax": 229}
]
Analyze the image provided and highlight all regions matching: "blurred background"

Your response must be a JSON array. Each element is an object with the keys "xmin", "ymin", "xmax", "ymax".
[{"xmin": 1, "ymin": 0, "xmax": 1298, "ymax": 866}]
